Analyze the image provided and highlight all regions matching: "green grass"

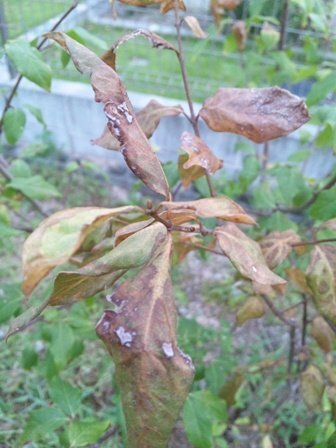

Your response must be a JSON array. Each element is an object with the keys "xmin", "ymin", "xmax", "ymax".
[{"xmin": 3, "ymin": 0, "xmax": 73, "ymax": 39}]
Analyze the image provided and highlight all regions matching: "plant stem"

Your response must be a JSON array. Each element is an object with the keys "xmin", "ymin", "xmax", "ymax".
[
  {"xmin": 278, "ymin": 0, "xmax": 289, "ymax": 51},
  {"xmin": 291, "ymin": 238, "xmax": 336, "ymax": 247},
  {"xmin": 173, "ymin": 4, "xmax": 216, "ymax": 197},
  {"xmin": 0, "ymin": 1, "xmax": 79, "ymax": 132},
  {"xmin": 262, "ymin": 294, "xmax": 297, "ymax": 328}
]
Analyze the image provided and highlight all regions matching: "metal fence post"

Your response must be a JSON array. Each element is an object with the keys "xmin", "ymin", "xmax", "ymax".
[{"xmin": 0, "ymin": 0, "xmax": 17, "ymax": 78}]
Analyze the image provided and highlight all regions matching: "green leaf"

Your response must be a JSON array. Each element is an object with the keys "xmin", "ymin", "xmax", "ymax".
[
  {"xmin": 310, "ymin": 186, "xmax": 336, "ymax": 221},
  {"xmin": 21, "ymin": 408, "xmax": 67, "ymax": 443},
  {"xmin": 307, "ymin": 73, "xmax": 336, "ymax": 106},
  {"xmin": 9, "ymin": 159, "xmax": 32, "ymax": 178},
  {"xmin": 327, "ymin": 432, "xmax": 336, "ymax": 448},
  {"xmin": 5, "ymin": 38, "xmax": 52, "ymax": 90},
  {"xmin": 50, "ymin": 323, "xmax": 76, "ymax": 368},
  {"xmin": 68, "ymin": 420, "xmax": 110, "ymax": 447},
  {"xmin": 3, "ymin": 108, "xmax": 26, "ymax": 144},
  {"xmin": 25, "ymin": 104, "xmax": 46, "ymax": 127},
  {"xmin": 49, "ymin": 377, "xmax": 82, "ymax": 417},
  {"xmin": 8, "ymin": 175, "xmax": 60, "ymax": 200},
  {"xmin": 0, "ymin": 283, "xmax": 22, "ymax": 324},
  {"xmin": 21, "ymin": 347, "xmax": 38, "ymax": 370},
  {"xmin": 184, "ymin": 390, "xmax": 227, "ymax": 448}
]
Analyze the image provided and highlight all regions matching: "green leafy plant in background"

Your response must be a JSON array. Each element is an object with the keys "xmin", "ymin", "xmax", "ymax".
[{"xmin": 1, "ymin": 0, "xmax": 336, "ymax": 447}]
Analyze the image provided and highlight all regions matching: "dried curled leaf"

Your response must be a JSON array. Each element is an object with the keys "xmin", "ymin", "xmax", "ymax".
[
  {"xmin": 119, "ymin": 0, "xmax": 186, "ymax": 13},
  {"xmin": 306, "ymin": 245, "xmax": 336, "ymax": 328},
  {"xmin": 184, "ymin": 16, "xmax": 207, "ymax": 39},
  {"xmin": 159, "ymin": 197, "xmax": 256, "ymax": 225},
  {"xmin": 94, "ymin": 100, "xmax": 183, "ymax": 150},
  {"xmin": 22, "ymin": 206, "xmax": 139, "ymax": 295},
  {"xmin": 300, "ymin": 365, "xmax": 325, "ymax": 410},
  {"xmin": 160, "ymin": 0, "xmax": 186, "ymax": 14},
  {"xmin": 96, "ymin": 233, "xmax": 194, "ymax": 447},
  {"xmin": 260, "ymin": 230, "xmax": 301, "ymax": 269},
  {"xmin": 232, "ymin": 20, "xmax": 247, "ymax": 50},
  {"xmin": 236, "ymin": 296, "xmax": 265, "ymax": 326},
  {"xmin": 115, "ymin": 218, "xmax": 154, "ymax": 245},
  {"xmin": 311, "ymin": 316, "xmax": 335, "ymax": 353},
  {"xmin": 285, "ymin": 267, "xmax": 312, "ymax": 295},
  {"xmin": 178, "ymin": 154, "xmax": 205, "ymax": 188},
  {"xmin": 200, "ymin": 87, "xmax": 310, "ymax": 143},
  {"xmin": 181, "ymin": 131, "xmax": 223, "ymax": 175},
  {"xmin": 46, "ymin": 32, "xmax": 170, "ymax": 199},
  {"xmin": 320, "ymin": 219, "xmax": 336, "ymax": 231},
  {"xmin": 137, "ymin": 100, "xmax": 183, "ymax": 139},
  {"xmin": 215, "ymin": 224, "xmax": 286, "ymax": 286}
]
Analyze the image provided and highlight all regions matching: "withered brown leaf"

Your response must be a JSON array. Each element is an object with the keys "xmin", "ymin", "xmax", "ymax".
[
  {"xmin": 260, "ymin": 230, "xmax": 301, "ymax": 269},
  {"xmin": 184, "ymin": 16, "xmax": 207, "ymax": 39},
  {"xmin": 232, "ymin": 20, "xmax": 247, "ymax": 50},
  {"xmin": 178, "ymin": 154, "xmax": 205, "ymax": 188},
  {"xmin": 181, "ymin": 131, "xmax": 223, "ymax": 175},
  {"xmin": 200, "ymin": 87, "xmax": 310, "ymax": 143},
  {"xmin": 311, "ymin": 316, "xmax": 335, "ymax": 353},
  {"xmin": 236, "ymin": 296, "xmax": 265, "ymax": 326},
  {"xmin": 96, "ymin": 233, "xmax": 194, "ymax": 447},
  {"xmin": 160, "ymin": 197, "xmax": 256, "ymax": 225},
  {"xmin": 215, "ymin": 223, "xmax": 286, "ymax": 285},
  {"xmin": 46, "ymin": 32, "xmax": 170, "ymax": 199},
  {"xmin": 93, "ymin": 100, "xmax": 183, "ymax": 151}
]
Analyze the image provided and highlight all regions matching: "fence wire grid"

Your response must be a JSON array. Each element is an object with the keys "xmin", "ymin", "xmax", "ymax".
[{"xmin": 1, "ymin": 0, "xmax": 336, "ymax": 101}]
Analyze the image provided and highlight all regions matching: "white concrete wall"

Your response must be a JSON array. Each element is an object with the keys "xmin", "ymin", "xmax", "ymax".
[{"xmin": 0, "ymin": 77, "xmax": 332, "ymax": 180}]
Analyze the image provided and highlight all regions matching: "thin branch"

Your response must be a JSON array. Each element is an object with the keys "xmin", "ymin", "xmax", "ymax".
[
  {"xmin": 262, "ymin": 294, "xmax": 297, "ymax": 328},
  {"xmin": 287, "ymin": 325, "xmax": 296, "ymax": 376},
  {"xmin": 0, "ymin": 155, "xmax": 48, "ymax": 217},
  {"xmin": 0, "ymin": 1, "xmax": 79, "ymax": 132},
  {"xmin": 278, "ymin": 0, "xmax": 290, "ymax": 51},
  {"xmin": 88, "ymin": 426, "xmax": 118, "ymax": 448},
  {"xmin": 297, "ymin": 295, "xmax": 308, "ymax": 373},
  {"xmin": 291, "ymin": 238, "xmax": 336, "ymax": 247},
  {"xmin": 173, "ymin": 3, "xmax": 216, "ymax": 197}
]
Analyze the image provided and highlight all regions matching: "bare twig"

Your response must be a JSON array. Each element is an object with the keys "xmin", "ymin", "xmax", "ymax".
[
  {"xmin": 262, "ymin": 295, "xmax": 297, "ymax": 328},
  {"xmin": 173, "ymin": 3, "xmax": 216, "ymax": 197},
  {"xmin": 88, "ymin": 426, "xmax": 118, "ymax": 448},
  {"xmin": 291, "ymin": 238, "xmax": 336, "ymax": 247},
  {"xmin": 287, "ymin": 325, "xmax": 296, "ymax": 376},
  {"xmin": 297, "ymin": 295, "xmax": 309, "ymax": 373},
  {"xmin": 278, "ymin": 0, "xmax": 290, "ymax": 51}
]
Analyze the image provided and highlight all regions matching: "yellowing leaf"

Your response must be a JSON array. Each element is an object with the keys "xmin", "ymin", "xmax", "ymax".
[
  {"xmin": 46, "ymin": 32, "xmax": 170, "ymax": 199},
  {"xmin": 260, "ymin": 230, "xmax": 301, "ymax": 269},
  {"xmin": 49, "ymin": 223, "xmax": 168, "ymax": 305},
  {"xmin": 96, "ymin": 233, "xmax": 194, "ymax": 447},
  {"xmin": 236, "ymin": 296, "xmax": 265, "ymax": 326},
  {"xmin": 200, "ymin": 87, "xmax": 310, "ymax": 143},
  {"xmin": 181, "ymin": 131, "xmax": 223, "ymax": 175},
  {"xmin": 178, "ymin": 154, "xmax": 205, "ymax": 188},
  {"xmin": 306, "ymin": 245, "xmax": 336, "ymax": 328},
  {"xmin": 300, "ymin": 365, "xmax": 325, "ymax": 410},
  {"xmin": 159, "ymin": 197, "xmax": 256, "ymax": 225},
  {"xmin": 311, "ymin": 316, "xmax": 334, "ymax": 353},
  {"xmin": 184, "ymin": 16, "xmax": 207, "ymax": 39},
  {"xmin": 22, "ymin": 206, "xmax": 139, "ymax": 295},
  {"xmin": 215, "ymin": 224, "xmax": 286, "ymax": 286},
  {"xmin": 49, "ymin": 270, "xmax": 126, "ymax": 306}
]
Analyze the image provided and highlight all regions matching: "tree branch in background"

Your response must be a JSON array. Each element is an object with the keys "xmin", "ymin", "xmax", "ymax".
[
  {"xmin": 278, "ymin": 0, "xmax": 289, "ymax": 51},
  {"xmin": 262, "ymin": 294, "xmax": 297, "ymax": 328},
  {"xmin": 173, "ymin": 3, "xmax": 216, "ymax": 197}
]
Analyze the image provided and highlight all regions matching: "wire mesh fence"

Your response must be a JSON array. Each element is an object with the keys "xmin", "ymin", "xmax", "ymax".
[{"xmin": 1, "ymin": 0, "xmax": 336, "ymax": 101}]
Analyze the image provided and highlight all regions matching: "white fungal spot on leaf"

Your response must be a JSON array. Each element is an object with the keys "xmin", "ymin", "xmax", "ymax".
[
  {"xmin": 115, "ymin": 326, "xmax": 134, "ymax": 347},
  {"xmin": 162, "ymin": 342, "xmax": 174, "ymax": 358}
]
